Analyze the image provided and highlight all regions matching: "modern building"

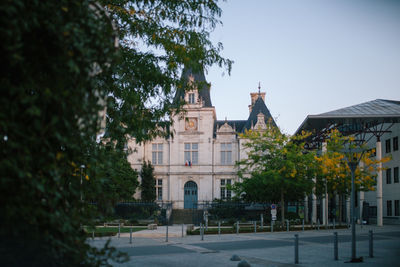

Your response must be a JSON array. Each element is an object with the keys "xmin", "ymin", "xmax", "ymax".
[
  {"xmin": 296, "ymin": 99, "xmax": 400, "ymax": 225},
  {"xmin": 127, "ymin": 68, "xmax": 276, "ymax": 209}
]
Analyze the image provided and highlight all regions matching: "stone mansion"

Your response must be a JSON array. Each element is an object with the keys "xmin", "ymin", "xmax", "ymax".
[{"xmin": 128, "ymin": 68, "xmax": 276, "ymax": 209}]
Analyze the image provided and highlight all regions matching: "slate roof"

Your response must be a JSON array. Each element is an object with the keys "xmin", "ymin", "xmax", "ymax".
[
  {"xmin": 319, "ymin": 99, "xmax": 400, "ymax": 117},
  {"xmin": 295, "ymin": 99, "xmax": 400, "ymax": 136},
  {"xmin": 173, "ymin": 67, "xmax": 212, "ymax": 107},
  {"xmin": 213, "ymin": 95, "xmax": 277, "ymax": 136},
  {"xmin": 243, "ymin": 95, "xmax": 277, "ymax": 131}
]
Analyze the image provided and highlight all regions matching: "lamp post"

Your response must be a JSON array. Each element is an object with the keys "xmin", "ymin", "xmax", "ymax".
[{"xmin": 342, "ymin": 146, "xmax": 364, "ymax": 262}]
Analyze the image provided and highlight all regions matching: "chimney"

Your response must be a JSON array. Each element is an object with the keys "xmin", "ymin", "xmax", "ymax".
[{"xmin": 248, "ymin": 92, "xmax": 266, "ymax": 114}]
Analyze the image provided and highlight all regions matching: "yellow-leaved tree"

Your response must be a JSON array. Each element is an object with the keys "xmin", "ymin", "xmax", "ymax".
[{"xmin": 315, "ymin": 129, "xmax": 390, "ymax": 222}]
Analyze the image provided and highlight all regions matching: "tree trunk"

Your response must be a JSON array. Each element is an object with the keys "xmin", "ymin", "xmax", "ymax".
[{"xmin": 280, "ymin": 189, "xmax": 285, "ymax": 227}]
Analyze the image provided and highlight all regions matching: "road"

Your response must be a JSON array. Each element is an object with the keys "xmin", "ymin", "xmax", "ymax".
[{"xmin": 89, "ymin": 225, "xmax": 400, "ymax": 267}]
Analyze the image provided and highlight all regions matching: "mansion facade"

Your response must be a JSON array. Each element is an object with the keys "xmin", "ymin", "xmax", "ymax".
[{"xmin": 127, "ymin": 68, "xmax": 276, "ymax": 209}]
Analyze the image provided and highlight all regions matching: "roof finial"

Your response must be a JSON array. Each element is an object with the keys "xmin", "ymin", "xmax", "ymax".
[{"xmin": 258, "ymin": 82, "xmax": 261, "ymax": 95}]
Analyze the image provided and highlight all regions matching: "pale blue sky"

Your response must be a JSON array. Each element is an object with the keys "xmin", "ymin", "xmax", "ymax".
[{"xmin": 206, "ymin": 0, "xmax": 400, "ymax": 134}]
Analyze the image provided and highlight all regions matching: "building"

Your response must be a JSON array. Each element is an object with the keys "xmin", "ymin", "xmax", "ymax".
[
  {"xmin": 127, "ymin": 68, "xmax": 276, "ymax": 209},
  {"xmin": 296, "ymin": 99, "xmax": 400, "ymax": 225}
]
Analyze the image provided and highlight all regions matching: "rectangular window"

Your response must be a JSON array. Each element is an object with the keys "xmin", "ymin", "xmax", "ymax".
[
  {"xmin": 395, "ymin": 200, "xmax": 400, "ymax": 216},
  {"xmin": 394, "ymin": 137, "xmax": 399, "ymax": 151},
  {"xmin": 387, "ymin": 200, "xmax": 392, "ymax": 216},
  {"xmin": 184, "ymin": 143, "xmax": 198, "ymax": 165},
  {"xmin": 155, "ymin": 179, "xmax": 162, "ymax": 200},
  {"xmin": 152, "ymin": 143, "xmax": 163, "ymax": 165},
  {"xmin": 220, "ymin": 179, "xmax": 232, "ymax": 200},
  {"xmin": 220, "ymin": 143, "xmax": 232, "ymax": 165},
  {"xmin": 385, "ymin": 139, "xmax": 391, "ymax": 153},
  {"xmin": 386, "ymin": 168, "xmax": 392, "ymax": 184},
  {"xmin": 394, "ymin": 167, "xmax": 399, "ymax": 183},
  {"xmin": 188, "ymin": 93, "xmax": 195, "ymax": 104}
]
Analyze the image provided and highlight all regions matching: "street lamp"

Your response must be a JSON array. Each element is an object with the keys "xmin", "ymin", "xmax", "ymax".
[{"xmin": 342, "ymin": 146, "xmax": 364, "ymax": 262}]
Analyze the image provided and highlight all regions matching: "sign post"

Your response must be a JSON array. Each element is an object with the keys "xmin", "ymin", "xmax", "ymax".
[{"xmin": 271, "ymin": 204, "xmax": 277, "ymax": 222}]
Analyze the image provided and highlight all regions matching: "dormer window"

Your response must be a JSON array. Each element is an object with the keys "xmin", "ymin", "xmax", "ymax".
[{"xmin": 188, "ymin": 93, "xmax": 195, "ymax": 104}]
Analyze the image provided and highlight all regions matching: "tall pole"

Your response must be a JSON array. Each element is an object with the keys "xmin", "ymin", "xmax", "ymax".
[
  {"xmin": 349, "ymin": 162, "xmax": 357, "ymax": 261},
  {"xmin": 322, "ymin": 142, "xmax": 328, "ymax": 226},
  {"xmin": 376, "ymin": 138, "xmax": 383, "ymax": 226},
  {"xmin": 312, "ymin": 177, "xmax": 317, "ymax": 224}
]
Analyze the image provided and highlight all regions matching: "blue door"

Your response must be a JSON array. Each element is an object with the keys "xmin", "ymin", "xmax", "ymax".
[{"xmin": 184, "ymin": 181, "xmax": 198, "ymax": 209}]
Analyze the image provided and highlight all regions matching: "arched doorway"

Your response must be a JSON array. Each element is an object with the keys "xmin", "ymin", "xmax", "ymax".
[{"xmin": 184, "ymin": 181, "xmax": 198, "ymax": 209}]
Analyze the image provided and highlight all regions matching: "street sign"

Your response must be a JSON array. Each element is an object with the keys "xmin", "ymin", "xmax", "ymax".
[
  {"xmin": 271, "ymin": 209, "xmax": 277, "ymax": 216},
  {"xmin": 271, "ymin": 204, "xmax": 276, "ymax": 210},
  {"xmin": 272, "ymin": 215, "xmax": 277, "ymax": 221}
]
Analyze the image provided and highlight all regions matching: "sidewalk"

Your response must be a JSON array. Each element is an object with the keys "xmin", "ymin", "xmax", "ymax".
[
  {"xmin": 89, "ymin": 224, "xmax": 400, "ymax": 267},
  {"xmin": 120, "ymin": 225, "xmax": 188, "ymax": 238}
]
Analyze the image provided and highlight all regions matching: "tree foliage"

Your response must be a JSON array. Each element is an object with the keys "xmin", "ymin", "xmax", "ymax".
[
  {"xmin": 100, "ymin": 0, "xmax": 232, "ymax": 147},
  {"xmin": 140, "ymin": 161, "xmax": 156, "ymax": 202},
  {"xmin": 315, "ymin": 129, "xmax": 390, "ymax": 197},
  {"xmin": 85, "ymin": 145, "xmax": 139, "ymax": 217},
  {"xmin": 234, "ymin": 126, "xmax": 316, "ymax": 222},
  {"xmin": 1, "ymin": 0, "xmax": 230, "ymax": 265}
]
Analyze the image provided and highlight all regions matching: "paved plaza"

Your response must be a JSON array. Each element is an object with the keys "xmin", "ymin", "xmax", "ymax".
[{"xmin": 89, "ymin": 224, "xmax": 400, "ymax": 267}]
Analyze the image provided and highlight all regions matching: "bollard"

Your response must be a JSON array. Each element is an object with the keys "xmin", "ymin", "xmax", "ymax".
[
  {"xmin": 261, "ymin": 214, "xmax": 264, "ymax": 230},
  {"xmin": 294, "ymin": 234, "xmax": 299, "ymax": 264},
  {"xmin": 182, "ymin": 224, "xmax": 184, "ymax": 238},
  {"xmin": 118, "ymin": 223, "xmax": 121, "ymax": 238},
  {"xmin": 92, "ymin": 230, "xmax": 95, "ymax": 240},
  {"xmin": 201, "ymin": 223, "xmax": 204, "ymax": 241},
  {"xmin": 166, "ymin": 223, "xmax": 169, "ymax": 242},
  {"xmin": 254, "ymin": 221, "xmax": 257, "ymax": 233},
  {"xmin": 286, "ymin": 219, "xmax": 289, "ymax": 232},
  {"xmin": 369, "ymin": 230, "xmax": 373, "ymax": 258},
  {"xmin": 218, "ymin": 221, "xmax": 221, "ymax": 236},
  {"xmin": 205, "ymin": 215, "xmax": 208, "ymax": 231},
  {"xmin": 334, "ymin": 232, "xmax": 338, "ymax": 260},
  {"xmin": 302, "ymin": 219, "xmax": 304, "ymax": 232},
  {"xmin": 333, "ymin": 218, "xmax": 336, "ymax": 229},
  {"xmin": 317, "ymin": 219, "xmax": 320, "ymax": 230},
  {"xmin": 271, "ymin": 221, "xmax": 274, "ymax": 232},
  {"xmin": 236, "ymin": 221, "xmax": 239, "ymax": 234},
  {"xmin": 129, "ymin": 226, "xmax": 132, "ymax": 244}
]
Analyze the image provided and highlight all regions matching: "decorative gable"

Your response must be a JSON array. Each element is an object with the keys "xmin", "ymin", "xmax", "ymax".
[
  {"xmin": 253, "ymin": 112, "xmax": 267, "ymax": 130},
  {"xmin": 218, "ymin": 122, "xmax": 234, "ymax": 133}
]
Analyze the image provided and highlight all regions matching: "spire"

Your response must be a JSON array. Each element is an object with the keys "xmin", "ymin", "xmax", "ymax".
[{"xmin": 245, "ymin": 88, "xmax": 276, "ymax": 130}]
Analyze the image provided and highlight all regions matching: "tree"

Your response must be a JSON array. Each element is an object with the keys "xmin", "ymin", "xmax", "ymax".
[
  {"xmin": 1, "ymin": 0, "xmax": 230, "ymax": 265},
  {"xmin": 100, "ymin": 0, "xmax": 232, "ymax": 148},
  {"xmin": 140, "ymin": 161, "xmax": 156, "ymax": 202},
  {"xmin": 85, "ymin": 145, "xmax": 139, "ymax": 217},
  {"xmin": 0, "ymin": 1, "xmax": 121, "ymax": 266},
  {"xmin": 234, "ymin": 126, "xmax": 316, "ymax": 223}
]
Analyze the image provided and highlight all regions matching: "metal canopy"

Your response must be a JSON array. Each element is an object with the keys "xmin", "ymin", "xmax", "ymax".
[{"xmin": 295, "ymin": 99, "xmax": 400, "ymax": 149}]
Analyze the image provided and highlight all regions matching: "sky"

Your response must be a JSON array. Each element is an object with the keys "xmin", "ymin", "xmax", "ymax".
[{"xmin": 205, "ymin": 0, "xmax": 400, "ymax": 135}]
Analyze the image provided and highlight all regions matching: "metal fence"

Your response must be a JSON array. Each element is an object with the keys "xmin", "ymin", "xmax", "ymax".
[{"xmin": 89, "ymin": 197, "xmax": 375, "ymax": 226}]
